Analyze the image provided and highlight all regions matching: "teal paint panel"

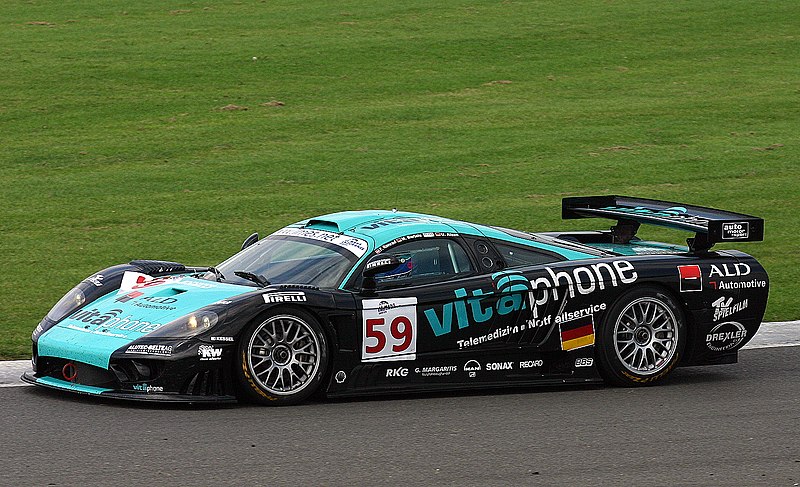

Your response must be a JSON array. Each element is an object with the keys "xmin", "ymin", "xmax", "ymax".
[
  {"xmin": 37, "ymin": 276, "xmax": 254, "ymax": 369},
  {"xmin": 37, "ymin": 376, "xmax": 112, "ymax": 394}
]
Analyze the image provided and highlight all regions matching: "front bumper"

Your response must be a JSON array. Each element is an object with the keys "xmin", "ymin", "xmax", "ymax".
[
  {"xmin": 28, "ymin": 339, "xmax": 239, "ymax": 403},
  {"xmin": 21, "ymin": 372, "xmax": 237, "ymax": 403}
]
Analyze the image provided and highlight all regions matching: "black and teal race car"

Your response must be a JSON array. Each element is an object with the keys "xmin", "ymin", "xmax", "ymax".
[{"xmin": 24, "ymin": 196, "xmax": 769, "ymax": 405}]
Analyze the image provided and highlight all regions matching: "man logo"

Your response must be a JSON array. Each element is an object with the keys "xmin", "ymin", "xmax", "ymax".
[{"xmin": 464, "ymin": 360, "xmax": 481, "ymax": 378}]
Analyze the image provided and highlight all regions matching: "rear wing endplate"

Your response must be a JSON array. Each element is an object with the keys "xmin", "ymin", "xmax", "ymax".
[{"xmin": 562, "ymin": 195, "xmax": 764, "ymax": 252}]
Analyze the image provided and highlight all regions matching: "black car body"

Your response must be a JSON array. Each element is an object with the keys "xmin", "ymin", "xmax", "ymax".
[{"xmin": 24, "ymin": 196, "xmax": 769, "ymax": 405}]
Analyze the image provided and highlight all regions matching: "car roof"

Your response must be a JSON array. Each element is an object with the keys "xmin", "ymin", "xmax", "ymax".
[{"xmin": 293, "ymin": 210, "xmax": 597, "ymax": 261}]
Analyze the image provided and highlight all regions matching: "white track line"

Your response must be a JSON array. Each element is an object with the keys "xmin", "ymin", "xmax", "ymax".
[{"xmin": 1, "ymin": 321, "xmax": 797, "ymax": 388}]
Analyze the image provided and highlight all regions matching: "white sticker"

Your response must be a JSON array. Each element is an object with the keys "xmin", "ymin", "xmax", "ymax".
[
  {"xmin": 361, "ymin": 298, "xmax": 417, "ymax": 362},
  {"xmin": 118, "ymin": 271, "xmax": 180, "ymax": 293},
  {"xmin": 273, "ymin": 228, "xmax": 369, "ymax": 257}
]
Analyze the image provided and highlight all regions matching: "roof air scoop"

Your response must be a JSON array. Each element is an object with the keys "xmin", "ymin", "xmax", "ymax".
[{"xmin": 303, "ymin": 219, "xmax": 341, "ymax": 233}]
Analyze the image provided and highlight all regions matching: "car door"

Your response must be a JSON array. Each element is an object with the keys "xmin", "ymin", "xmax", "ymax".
[{"xmin": 356, "ymin": 237, "xmax": 509, "ymax": 363}]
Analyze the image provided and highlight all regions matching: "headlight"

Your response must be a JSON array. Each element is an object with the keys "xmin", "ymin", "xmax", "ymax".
[
  {"xmin": 46, "ymin": 287, "xmax": 86, "ymax": 323},
  {"xmin": 145, "ymin": 310, "xmax": 220, "ymax": 339}
]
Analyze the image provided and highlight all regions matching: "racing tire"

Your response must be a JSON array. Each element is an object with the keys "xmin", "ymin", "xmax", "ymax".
[
  {"xmin": 596, "ymin": 286, "xmax": 686, "ymax": 386},
  {"xmin": 235, "ymin": 308, "xmax": 329, "ymax": 406}
]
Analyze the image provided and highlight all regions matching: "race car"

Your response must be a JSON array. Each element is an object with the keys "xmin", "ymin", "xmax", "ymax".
[{"xmin": 23, "ymin": 195, "xmax": 769, "ymax": 405}]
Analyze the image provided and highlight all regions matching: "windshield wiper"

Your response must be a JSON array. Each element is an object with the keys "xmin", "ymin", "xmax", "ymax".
[
  {"xmin": 234, "ymin": 271, "xmax": 270, "ymax": 288},
  {"xmin": 207, "ymin": 267, "xmax": 226, "ymax": 282}
]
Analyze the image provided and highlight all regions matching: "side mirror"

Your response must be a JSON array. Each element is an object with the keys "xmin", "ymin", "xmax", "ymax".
[
  {"xmin": 241, "ymin": 232, "xmax": 259, "ymax": 250},
  {"xmin": 361, "ymin": 255, "xmax": 401, "ymax": 295}
]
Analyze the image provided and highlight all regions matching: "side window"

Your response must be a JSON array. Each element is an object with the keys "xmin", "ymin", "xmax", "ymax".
[
  {"xmin": 493, "ymin": 241, "xmax": 563, "ymax": 268},
  {"xmin": 374, "ymin": 239, "xmax": 473, "ymax": 288}
]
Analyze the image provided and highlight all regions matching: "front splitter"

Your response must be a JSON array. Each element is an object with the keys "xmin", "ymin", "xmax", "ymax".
[{"xmin": 21, "ymin": 372, "xmax": 238, "ymax": 404}]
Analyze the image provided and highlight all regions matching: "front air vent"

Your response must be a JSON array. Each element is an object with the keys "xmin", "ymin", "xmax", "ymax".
[{"xmin": 182, "ymin": 369, "xmax": 229, "ymax": 396}]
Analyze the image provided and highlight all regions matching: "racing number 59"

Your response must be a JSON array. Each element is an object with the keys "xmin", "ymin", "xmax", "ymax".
[
  {"xmin": 361, "ymin": 298, "xmax": 418, "ymax": 361},
  {"xmin": 365, "ymin": 316, "xmax": 413, "ymax": 353}
]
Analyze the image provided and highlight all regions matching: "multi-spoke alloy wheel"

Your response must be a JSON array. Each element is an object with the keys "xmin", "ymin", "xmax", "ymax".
[
  {"xmin": 236, "ymin": 310, "xmax": 328, "ymax": 405},
  {"xmin": 597, "ymin": 286, "xmax": 686, "ymax": 387},
  {"xmin": 248, "ymin": 315, "xmax": 320, "ymax": 395},
  {"xmin": 613, "ymin": 297, "xmax": 678, "ymax": 375}
]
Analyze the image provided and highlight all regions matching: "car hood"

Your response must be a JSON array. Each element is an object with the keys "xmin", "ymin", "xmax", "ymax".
[{"xmin": 37, "ymin": 273, "xmax": 254, "ymax": 369}]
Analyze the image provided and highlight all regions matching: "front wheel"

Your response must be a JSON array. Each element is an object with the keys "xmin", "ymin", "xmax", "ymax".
[
  {"xmin": 596, "ymin": 286, "xmax": 686, "ymax": 386},
  {"xmin": 235, "ymin": 309, "xmax": 329, "ymax": 405}
]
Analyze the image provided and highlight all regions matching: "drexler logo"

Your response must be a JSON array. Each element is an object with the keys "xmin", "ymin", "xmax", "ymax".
[{"xmin": 678, "ymin": 265, "xmax": 702, "ymax": 292}]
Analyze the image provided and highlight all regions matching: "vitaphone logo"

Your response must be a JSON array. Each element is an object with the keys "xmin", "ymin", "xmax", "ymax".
[
  {"xmin": 602, "ymin": 206, "xmax": 708, "ymax": 226},
  {"xmin": 67, "ymin": 308, "xmax": 164, "ymax": 333},
  {"xmin": 423, "ymin": 261, "xmax": 637, "ymax": 337}
]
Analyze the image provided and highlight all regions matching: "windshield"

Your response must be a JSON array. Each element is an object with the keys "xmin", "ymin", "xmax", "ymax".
[{"xmin": 208, "ymin": 236, "xmax": 359, "ymax": 289}]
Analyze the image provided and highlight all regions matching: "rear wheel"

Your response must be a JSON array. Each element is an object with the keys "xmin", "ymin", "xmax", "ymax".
[
  {"xmin": 235, "ymin": 309, "xmax": 328, "ymax": 405},
  {"xmin": 596, "ymin": 286, "xmax": 686, "ymax": 386}
]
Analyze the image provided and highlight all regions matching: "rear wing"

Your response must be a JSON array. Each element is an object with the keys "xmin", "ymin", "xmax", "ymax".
[{"xmin": 562, "ymin": 195, "xmax": 764, "ymax": 252}]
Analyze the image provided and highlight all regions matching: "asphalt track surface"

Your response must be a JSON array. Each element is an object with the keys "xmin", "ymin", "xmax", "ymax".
[{"xmin": 1, "ymin": 345, "xmax": 798, "ymax": 486}]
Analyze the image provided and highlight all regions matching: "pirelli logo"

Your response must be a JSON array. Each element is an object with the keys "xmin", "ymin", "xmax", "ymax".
[
  {"xmin": 263, "ymin": 292, "xmax": 307, "ymax": 304},
  {"xmin": 560, "ymin": 315, "xmax": 595, "ymax": 351}
]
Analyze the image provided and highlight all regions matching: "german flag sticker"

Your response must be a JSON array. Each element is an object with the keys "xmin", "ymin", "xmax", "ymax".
[{"xmin": 560, "ymin": 315, "xmax": 595, "ymax": 351}]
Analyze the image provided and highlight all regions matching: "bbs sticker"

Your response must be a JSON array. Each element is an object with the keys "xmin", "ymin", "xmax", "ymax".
[
  {"xmin": 575, "ymin": 357, "xmax": 594, "ymax": 367},
  {"xmin": 362, "ymin": 298, "xmax": 417, "ymax": 362}
]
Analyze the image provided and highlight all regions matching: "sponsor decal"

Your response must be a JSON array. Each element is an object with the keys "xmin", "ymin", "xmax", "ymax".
[
  {"xmin": 366, "ymin": 258, "xmax": 395, "ymax": 271},
  {"xmin": 707, "ymin": 263, "xmax": 764, "ymax": 290},
  {"xmin": 334, "ymin": 371, "xmax": 347, "ymax": 384},
  {"xmin": 712, "ymin": 296, "xmax": 748, "ymax": 321},
  {"xmin": 377, "ymin": 300, "xmax": 399, "ymax": 315},
  {"xmin": 463, "ymin": 360, "xmax": 481, "ymax": 378},
  {"xmin": 413, "ymin": 365, "xmax": 457, "ymax": 377},
  {"xmin": 709, "ymin": 263, "xmax": 751, "ymax": 278},
  {"xmin": 709, "ymin": 278, "xmax": 767, "ymax": 290},
  {"xmin": 426, "ymin": 262, "xmax": 636, "ymax": 337},
  {"xmin": 486, "ymin": 362, "xmax": 513, "ymax": 371},
  {"xmin": 67, "ymin": 308, "xmax": 164, "ymax": 334},
  {"xmin": 273, "ymin": 228, "xmax": 368, "ymax": 257},
  {"xmin": 116, "ymin": 291, "xmax": 144, "ymax": 303},
  {"xmin": 519, "ymin": 360, "xmax": 543, "ymax": 369},
  {"xmin": 360, "ymin": 217, "xmax": 440, "ymax": 231},
  {"xmin": 385, "ymin": 367, "xmax": 409, "ymax": 377},
  {"xmin": 706, "ymin": 321, "xmax": 747, "ymax": 351},
  {"xmin": 373, "ymin": 232, "xmax": 459, "ymax": 254},
  {"xmin": 721, "ymin": 222, "xmax": 749, "ymax": 240},
  {"xmin": 198, "ymin": 345, "xmax": 223, "ymax": 361},
  {"xmin": 362, "ymin": 298, "xmax": 417, "ymax": 362},
  {"xmin": 125, "ymin": 344, "xmax": 173, "ymax": 356},
  {"xmin": 600, "ymin": 205, "xmax": 708, "ymax": 226},
  {"xmin": 457, "ymin": 324, "xmax": 518, "ymax": 349},
  {"xmin": 556, "ymin": 303, "xmax": 606, "ymax": 324},
  {"xmin": 175, "ymin": 279, "xmax": 215, "ymax": 289},
  {"xmin": 116, "ymin": 291, "xmax": 178, "ymax": 310},
  {"xmin": 559, "ymin": 315, "xmax": 595, "ymax": 351},
  {"xmin": 678, "ymin": 265, "xmax": 702, "ymax": 292},
  {"xmin": 84, "ymin": 274, "xmax": 104, "ymax": 287},
  {"xmin": 210, "ymin": 336, "xmax": 234, "ymax": 342},
  {"xmin": 263, "ymin": 292, "xmax": 307, "ymax": 304},
  {"xmin": 119, "ymin": 272, "xmax": 216, "ymax": 293},
  {"xmin": 214, "ymin": 300, "xmax": 232, "ymax": 305},
  {"xmin": 132, "ymin": 384, "xmax": 164, "ymax": 393},
  {"xmin": 119, "ymin": 272, "xmax": 176, "ymax": 292},
  {"xmin": 574, "ymin": 357, "xmax": 593, "ymax": 368}
]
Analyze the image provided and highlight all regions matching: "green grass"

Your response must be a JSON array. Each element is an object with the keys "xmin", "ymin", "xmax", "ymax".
[{"xmin": 1, "ymin": 1, "xmax": 798, "ymax": 358}]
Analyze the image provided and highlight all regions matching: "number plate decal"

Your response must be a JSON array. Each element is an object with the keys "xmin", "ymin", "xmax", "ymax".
[{"xmin": 362, "ymin": 298, "xmax": 418, "ymax": 362}]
